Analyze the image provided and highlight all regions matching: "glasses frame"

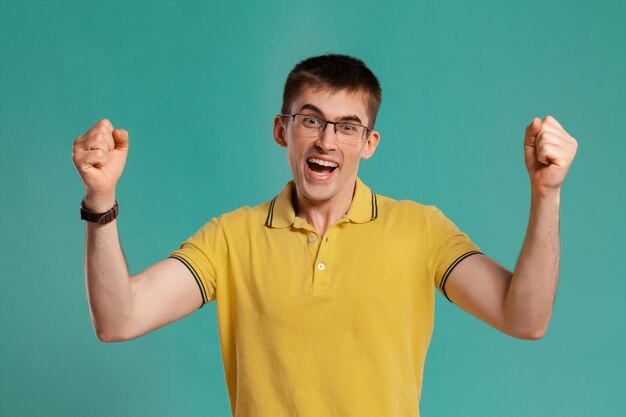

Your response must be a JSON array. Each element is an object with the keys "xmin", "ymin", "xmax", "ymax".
[{"xmin": 280, "ymin": 113, "xmax": 372, "ymax": 143}]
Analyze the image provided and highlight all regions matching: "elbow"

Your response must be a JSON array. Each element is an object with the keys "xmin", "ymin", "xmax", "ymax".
[
  {"xmin": 93, "ymin": 323, "xmax": 131, "ymax": 343},
  {"xmin": 95, "ymin": 328, "xmax": 124, "ymax": 343},
  {"xmin": 90, "ymin": 308, "xmax": 137, "ymax": 343},
  {"xmin": 96, "ymin": 330, "xmax": 124, "ymax": 343},
  {"xmin": 503, "ymin": 308, "xmax": 551, "ymax": 340},
  {"xmin": 510, "ymin": 325, "xmax": 547, "ymax": 340},
  {"xmin": 519, "ymin": 330, "xmax": 545, "ymax": 340}
]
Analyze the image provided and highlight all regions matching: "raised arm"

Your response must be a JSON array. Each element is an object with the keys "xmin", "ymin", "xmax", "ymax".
[
  {"xmin": 444, "ymin": 115, "xmax": 578, "ymax": 340},
  {"xmin": 72, "ymin": 119, "xmax": 203, "ymax": 342}
]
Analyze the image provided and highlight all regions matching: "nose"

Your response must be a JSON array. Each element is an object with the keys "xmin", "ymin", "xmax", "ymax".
[{"xmin": 315, "ymin": 123, "xmax": 338, "ymax": 152}]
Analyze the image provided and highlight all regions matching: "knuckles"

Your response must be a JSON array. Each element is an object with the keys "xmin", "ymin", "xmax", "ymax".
[
  {"xmin": 97, "ymin": 118, "xmax": 113, "ymax": 129},
  {"xmin": 84, "ymin": 131, "xmax": 112, "ymax": 150},
  {"xmin": 72, "ymin": 119, "xmax": 116, "ymax": 174}
]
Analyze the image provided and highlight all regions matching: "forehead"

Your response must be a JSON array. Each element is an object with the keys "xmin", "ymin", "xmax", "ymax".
[{"xmin": 290, "ymin": 86, "xmax": 370, "ymax": 125}]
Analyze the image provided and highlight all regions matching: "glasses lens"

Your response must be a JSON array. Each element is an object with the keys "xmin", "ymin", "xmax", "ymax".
[
  {"xmin": 291, "ymin": 114, "xmax": 367, "ymax": 143},
  {"xmin": 335, "ymin": 123, "xmax": 365, "ymax": 143},
  {"xmin": 294, "ymin": 115, "xmax": 322, "ymax": 136}
]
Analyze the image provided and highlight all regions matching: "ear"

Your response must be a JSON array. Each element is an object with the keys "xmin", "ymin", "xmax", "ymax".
[
  {"xmin": 360, "ymin": 130, "xmax": 380, "ymax": 160},
  {"xmin": 273, "ymin": 115, "xmax": 287, "ymax": 147}
]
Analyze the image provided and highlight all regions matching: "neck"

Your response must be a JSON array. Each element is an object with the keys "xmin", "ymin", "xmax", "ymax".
[{"xmin": 294, "ymin": 182, "xmax": 356, "ymax": 236}]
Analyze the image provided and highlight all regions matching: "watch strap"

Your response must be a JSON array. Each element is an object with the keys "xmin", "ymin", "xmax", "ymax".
[{"xmin": 80, "ymin": 200, "xmax": 119, "ymax": 224}]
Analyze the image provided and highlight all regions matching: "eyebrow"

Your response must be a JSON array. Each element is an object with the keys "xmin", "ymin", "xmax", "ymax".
[{"xmin": 298, "ymin": 103, "xmax": 364, "ymax": 125}]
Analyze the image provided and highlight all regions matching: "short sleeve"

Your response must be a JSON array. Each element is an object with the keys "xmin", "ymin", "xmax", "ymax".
[
  {"xmin": 427, "ymin": 206, "xmax": 482, "ymax": 303},
  {"xmin": 169, "ymin": 217, "xmax": 223, "ymax": 307}
]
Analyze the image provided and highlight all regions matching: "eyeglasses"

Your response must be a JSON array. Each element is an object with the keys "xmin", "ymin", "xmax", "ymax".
[{"xmin": 280, "ymin": 113, "xmax": 371, "ymax": 144}]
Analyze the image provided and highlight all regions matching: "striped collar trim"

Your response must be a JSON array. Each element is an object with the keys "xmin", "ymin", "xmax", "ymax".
[{"xmin": 265, "ymin": 178, "xmax": 378, "ymax": 228}]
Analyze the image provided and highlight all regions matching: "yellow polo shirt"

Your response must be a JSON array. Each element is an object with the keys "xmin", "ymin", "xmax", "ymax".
[{"xmin": 170, "ymin": 178, "xmax": 481, "ymax": 417}]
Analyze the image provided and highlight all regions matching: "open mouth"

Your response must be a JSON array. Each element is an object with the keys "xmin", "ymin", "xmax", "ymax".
[{"xmin": 307, "ymin": 157, "xmax": 338, "ymax": 174}]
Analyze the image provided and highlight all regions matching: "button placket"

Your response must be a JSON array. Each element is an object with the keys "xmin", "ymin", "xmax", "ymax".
[
  {"xmin": 312, "ymin": 227, "xmax": 337, "ymax": 289},
  {"xmin": 295, "ymin": 218, "xmax": 344, "ymax": 293}
]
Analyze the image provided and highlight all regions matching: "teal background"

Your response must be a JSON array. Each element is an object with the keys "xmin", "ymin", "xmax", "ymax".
[{"xmin": 1, "ymin": 0, "xmax": 624, "ymax": 416}]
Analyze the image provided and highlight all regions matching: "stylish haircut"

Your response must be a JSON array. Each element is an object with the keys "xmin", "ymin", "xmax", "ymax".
[{"xmin": 281, "ymin": 54, "xmax": 382, "ymax": 128}]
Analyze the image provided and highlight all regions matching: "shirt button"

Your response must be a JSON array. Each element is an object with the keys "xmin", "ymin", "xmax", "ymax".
[
  {"xmin": 308, "ymin": 234, "xmax": 317, "ymax": 244},
  {"xmin": 317, "ymin": 262, "xmax": 326, "ymax": 271}
]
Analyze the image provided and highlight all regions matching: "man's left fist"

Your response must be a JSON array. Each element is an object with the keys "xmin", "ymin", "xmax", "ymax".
[{"xmin": 524, "ymin": 115, "xmax": 578, "ymax": 197}]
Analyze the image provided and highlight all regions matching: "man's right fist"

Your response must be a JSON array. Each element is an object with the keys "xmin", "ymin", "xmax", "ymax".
[{"xmin": 72, "ymin": 119, "xmax": 129, "ymax": 212}]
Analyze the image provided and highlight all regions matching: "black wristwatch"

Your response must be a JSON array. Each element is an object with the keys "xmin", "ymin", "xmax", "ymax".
[{"xmin": 80, "ymin": 200, "xmax": 119, "ymax": 224}]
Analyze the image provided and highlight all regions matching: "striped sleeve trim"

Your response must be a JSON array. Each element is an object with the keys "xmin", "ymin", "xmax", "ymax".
[
  {"xmin": 169, "ymin": 254, "xmax": 209, "ymax": 307},
  {"xmin": 440, "ymin": 250, "xmax": 483, "ymax": 303}
]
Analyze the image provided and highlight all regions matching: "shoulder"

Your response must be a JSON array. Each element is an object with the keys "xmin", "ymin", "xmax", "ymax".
[
  {"xmin": 372, "ymin": 190, "xmax": 462, "ymax": 237},
  {"xmin": 375, "ymin": 192, "xmax": 440, "ymax": 224},
  {"xmin": 214, "ymin": 199, "xmax": 272, "ymax": 226}
]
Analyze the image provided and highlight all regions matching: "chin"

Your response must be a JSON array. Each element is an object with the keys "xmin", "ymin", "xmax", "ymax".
[{"xmin": 299, "ymin": 181, "xmax": 336, "ymax": 203}]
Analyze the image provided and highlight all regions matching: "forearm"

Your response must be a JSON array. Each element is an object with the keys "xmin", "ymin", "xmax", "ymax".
[
  {"xmin": 83, "ymin": 195, "xmax": 134, "ymax": 342},
  {"xmin": 504, "ymin": 191, "xmax": 560, "ymax": 339}
]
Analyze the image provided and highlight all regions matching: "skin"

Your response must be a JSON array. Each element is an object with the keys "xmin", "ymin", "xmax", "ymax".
[
  {"xmin": 446, "ymin": 116, "xmax": 577, "ymax": 339},
  {"xmin": 72, "ymin": 92, "xmax": 577, "ymax": 342},
  {"xmin": 73, "ymin": 120, "xmax": 202, "ymax": 342},
  {"xmin": 272, "ymin": 86, "xmax": 380, "ymax": 235}
]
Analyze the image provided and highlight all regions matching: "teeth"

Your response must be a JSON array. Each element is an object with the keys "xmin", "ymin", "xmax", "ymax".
[{"xmin": 308, "ymin": 158, "xmax": 338, "ymax": 168}]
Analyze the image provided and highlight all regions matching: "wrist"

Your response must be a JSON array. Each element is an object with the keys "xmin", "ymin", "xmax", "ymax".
[
  {"xmin": 83, "ymin": 193, "xmax": 116, "ymax": 212},
  {"xmin": 530, "ymin": 182, "xmax": 561, "ymax": 201},
  {"xmin": 530, "ymin": 189, "xmax": 561, "ymax": 213}
]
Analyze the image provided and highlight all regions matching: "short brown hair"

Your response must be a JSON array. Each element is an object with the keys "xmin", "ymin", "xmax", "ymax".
[{"xmin": 281, "ymin": 54, "xmax": 382, "ymax": 128}]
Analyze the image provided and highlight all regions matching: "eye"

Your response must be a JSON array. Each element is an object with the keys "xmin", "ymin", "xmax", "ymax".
[
  {"xmin": 338, "ymin": 123, "xmax": 357, "ymax": 133},
  {"xmin": 302, "ymin": 116, "xmax": 321, "ymax": 127}
]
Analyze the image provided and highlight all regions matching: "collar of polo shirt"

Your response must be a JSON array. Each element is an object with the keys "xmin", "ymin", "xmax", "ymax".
[{"xmin": 265, "ymin": 177, "xmax": 379, "ymax": 229}]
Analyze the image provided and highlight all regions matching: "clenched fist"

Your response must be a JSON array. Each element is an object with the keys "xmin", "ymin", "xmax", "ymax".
[
  {"xmin": 524, "ymin": 115, "xmax": 578, "ymax": 197},
  {"xmin": 72, "ymin": 119, "xmax": 129, "ymax": 212}
]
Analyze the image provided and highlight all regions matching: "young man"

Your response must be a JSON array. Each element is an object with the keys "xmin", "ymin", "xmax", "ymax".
[{"xmin": 72, "ymin": 54, "xmax": 578, "ymax": 417}]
